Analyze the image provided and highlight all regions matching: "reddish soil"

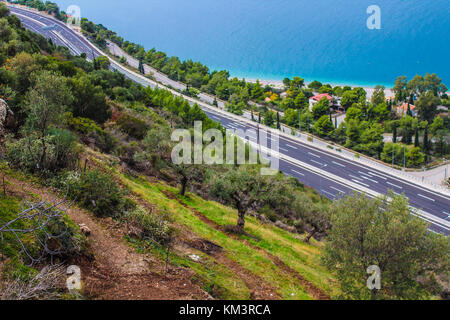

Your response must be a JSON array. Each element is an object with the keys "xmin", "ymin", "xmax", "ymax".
[{"xmin": 3, "ymin": 175, "xmax": 210, "ymax": 300}]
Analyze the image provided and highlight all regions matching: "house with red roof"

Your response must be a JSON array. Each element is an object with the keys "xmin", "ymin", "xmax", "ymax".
[
  {"xmin": 396, "ymin": 103, "xmax": 417, "ymax": 117},
  {"xmin": 308, "ymin": 93, "xmax": 334, "ymax": 111}
]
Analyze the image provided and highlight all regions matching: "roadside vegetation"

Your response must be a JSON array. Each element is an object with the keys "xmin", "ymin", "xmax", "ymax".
[{"xmin": 0, "ymin": 3, "xmax": 449, "ymax": 300}]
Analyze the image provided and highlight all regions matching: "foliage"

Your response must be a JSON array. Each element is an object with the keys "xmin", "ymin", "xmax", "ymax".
[
  {"xmin": 55, "ymin": 170, "xmax": 132, "ymax": 217},
  {"xmin": 323, "ymin": 192, "xmax": 450, "ymax": 300},
  {"xmin": 124, "ymin": 205, "xmax": 173, "ymax": 246}
]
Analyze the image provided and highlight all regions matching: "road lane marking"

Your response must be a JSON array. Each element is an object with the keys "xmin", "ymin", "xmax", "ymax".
[
  {"xmin": 330, "ymin": 186, "xmax": 346, "ymax": 194},
  {"xmin": 332, "ymin": 161, "xmax": 346, "ymax": 167},
  {"xmin": 291, "ymin": 169, "xmax": 305, "ymax": 176},
  {"xmin": 349, "ymin": 175, "xmax": 363, "ymax": 181},
  {"xmin": 366, "ymin": 171, "xmax": 387, "ymax": 180},
  {"xmin": 361, "ymin": 176, "xmax": 378, "ymax": 184},
  {"xmin": 358, "ymin": 171, "xmax": 372, "ymax": 178},
  {"xmin": 311, "ymin": 160, "xmax": 326, "ymax": 167},
  {"xmin": 352, "ymin": 179, "xmax": 370, "ymax": 187},
  {"xmin": 386, "ymin": 182, "xmax": 402, "ymax": 189},
  {"xmin": 321, "ymin": 190, "xmax": 335, "ymax": 198},
  {"xmin": 280, "ymin": 147, "xmax": 289, "ymax": 152},
  {"xmin": 418, "ymin": 194, "xmax": 436, "ymax": 202},
  {"xmin": 308, "ymin": 152, "xmax": 321, "ymax": 158},
  {"xmin": 286, "ymin": 144, "xmax": 298, "ymax": 150}
]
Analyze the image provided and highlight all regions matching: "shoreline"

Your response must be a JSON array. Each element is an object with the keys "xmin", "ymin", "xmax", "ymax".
[{"xmin": 241, "ymin": 77, "xmax": 394, "ymax": 99}]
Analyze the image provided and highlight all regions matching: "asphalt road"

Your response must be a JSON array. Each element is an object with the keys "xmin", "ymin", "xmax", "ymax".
[{"xmin": 8, "ymin": 5, "xmax": 450, "ymax": 235}]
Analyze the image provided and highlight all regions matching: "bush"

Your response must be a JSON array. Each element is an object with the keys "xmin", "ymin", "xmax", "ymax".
[
  {"xmin": 5, "ymin": 129, "xmax": 79, "ymax": 174},
  {"xmin": 55, "ymin": 170, "xmax": 132, "ymax": 217},
  {"xmin": 124, "ymin": 206, "xmax": 173, "ymax": 245},
  {"xmin": 116, "ymin": 113, "xmax": 148, "ymax": 140},
  {"xmin": 66, "ymin": 113, "xmax": 117, "ymax": 152}
]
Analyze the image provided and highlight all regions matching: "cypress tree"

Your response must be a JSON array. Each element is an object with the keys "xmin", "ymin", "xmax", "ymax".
[
  {"xmin": 138, "ymin": 58, "xmax": 145, "ymax": 74},
  {"xmin": 258, "ymin": 112, "xmax": 261, "ymax": 123},
  {"xmin": 276, "ymin": 112, "xmax": 281, "ymax": 129},
  {"xmin": 406, "ymin": 103, "xmax": 412, "ymax": 117},
  {"xmin": 423, "ymin": 126, "xmax": 429, "ymax": 154},
  {"xmin": 414, "ymin": 128, "xmax": 420, "ymax": 147},
  {"xmin": 393, "ymin": 125, "xmax": 397, "ymax": 143}
]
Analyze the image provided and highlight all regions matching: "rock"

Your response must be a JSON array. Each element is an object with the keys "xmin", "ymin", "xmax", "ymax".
[
  {"xmin": 78, "ymin": 223, "xmax": 91, "ymax": 236},
  {"xmin": 258, "ymin": 214, "xmax": 269, "ymax": 224},
  {"xmin": 188, "ymin": 254, "xmax": 201, "ymax": 262},
  {"xmin": 275, "ymin": 220, "xmax": 297, "ymax": 234},
  {"xmin": 0, "ymin": 99, "xmax": 13, "ymax": 136}
]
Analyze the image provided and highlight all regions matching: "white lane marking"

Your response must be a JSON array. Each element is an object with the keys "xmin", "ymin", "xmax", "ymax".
[
  {"xmin": 311, "ymin": 160, "xmax": 326, "ymax": 167},
  {"xmin": 366, "ymin": 171, "xmax": 387, "ymax": 180},
  {"xmin": 332, "ymin": 161, "xmax": 346, "ymax": 167},
  {"xmin": 280, "ymin": 147, "xmax": 289, "ymax": 152},
  {"xmin": 308, "ymin": 152, "xmax": 321, "ymax": 158},
  {"xmin": 352, "ymin": 179, "xmax": 370, "ymax": 187},
  {"xmin": 387, "ymin": 182, "xmax": 402, "ymax": 189},
  {"xmin": 361, "ymin": 176, "xmax": 378, "ymax": 184},
  {"xmin": 211, "ymin": 115, "xmax": 220, "ymax": 120},
  {"xmin": 418, "ymin": 194, "xmax": 436, "ymax": 202},
  {"xmin": 349, "ymin": 174, "xmax": 363, "ymax": 181},
  {"xmin": 358, "ymin": 171, "xmax": 372, "ymax": 178},
  {"xmin": 286, "ymin": 144, "xmax": 298, "ymax": 150},
  {"xmin": 330, "ymin": 186, "xmax": 346, "ymax": 194},
  {"xmin": 291, "ymin": 169, "xmax": 305, "ymax": 176},
  {"xmin": 321, "ymin": 190, "xmax": 335, "ymax": 198}
]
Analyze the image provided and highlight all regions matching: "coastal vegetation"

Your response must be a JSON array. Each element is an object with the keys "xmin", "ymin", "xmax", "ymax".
[{"xmin": 0, "ymin": 2, "xmax": 449, "ymax": 300}]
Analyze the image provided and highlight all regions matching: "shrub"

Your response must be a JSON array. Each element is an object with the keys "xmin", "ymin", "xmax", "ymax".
[
  {"xmin": 66, "ymin": 113, "xmax": 117, "ymax": 152},
  {"xmin": 56, "ymin": 170, "xmax": 132, "ymax": 217},
  {"xmin": 116, "ymin": 113, "xmax": 148, "ymax": 140},
  {"xmin": 5, "ymin": 129, "xmax": 79, "ymax": 174},
  {"xmin": 124, "ymin": 206, "xmax": 173, "ymax": 246}
]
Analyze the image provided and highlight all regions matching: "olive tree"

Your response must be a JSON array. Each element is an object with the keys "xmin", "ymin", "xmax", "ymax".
[{"xmin": 322, "ymin": 192, "xmax": 449, "ymax": 300}]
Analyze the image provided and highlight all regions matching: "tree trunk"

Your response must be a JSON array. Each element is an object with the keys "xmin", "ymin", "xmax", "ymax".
[
  {"xmin": 39, "ymin": 131, "xmax": 47, "ymax": 170},
  {"xmin": 304, "ymin": 229, "xmax": 317, "ymax": 243},
  {"xmin": 237, "ymin": 210, "xmax": 246, "ymax": 231},
  {"xmin": 180, "ymin": 176, "xmax": 188, "ymax": 196}
]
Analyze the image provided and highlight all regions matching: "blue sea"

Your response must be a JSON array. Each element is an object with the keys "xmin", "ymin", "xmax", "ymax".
[{"xmin": 53, "ymin": 0, "xmax": 450, "ymax": 87}]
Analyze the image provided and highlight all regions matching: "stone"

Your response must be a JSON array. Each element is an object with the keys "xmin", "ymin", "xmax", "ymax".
[{"xmin": 78, "ymin": 223, "xmax": 91, "ymax": 236}]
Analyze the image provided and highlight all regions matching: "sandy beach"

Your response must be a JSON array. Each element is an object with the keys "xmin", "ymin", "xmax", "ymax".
[{"xmin": 243, "ymin": 78, "xmax": 394, "ymax": 99}]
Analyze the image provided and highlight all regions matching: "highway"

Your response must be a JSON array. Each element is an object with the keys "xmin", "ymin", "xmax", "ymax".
[{"xmin": 8, "ymin": 5, "xmax": 450, "ymax": 235}]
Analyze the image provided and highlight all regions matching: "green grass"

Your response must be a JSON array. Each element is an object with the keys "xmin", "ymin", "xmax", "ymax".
[
  {"xmin": 178, "ymin": 192, "xmax": 339, "ymax": 297},
  {"xmin": 119, "ymin": 174, "xmax": 339, "ymax": 299}
]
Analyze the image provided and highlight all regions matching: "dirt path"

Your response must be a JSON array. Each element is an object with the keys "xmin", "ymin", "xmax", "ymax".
[
  {"xmin": 164, "ymin": 190, "xmax": 330, "ymax": 300},
  {"xmin": 3, "ymin": 174, "xmax": 210, "ymax": 300}
]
